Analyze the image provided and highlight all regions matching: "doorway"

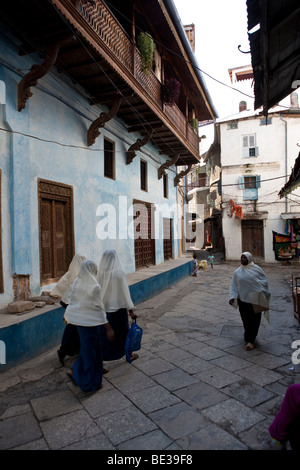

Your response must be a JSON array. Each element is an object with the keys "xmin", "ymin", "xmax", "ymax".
[{"xmin": 242, "ymin": 219, "xmax": 264, "ymax": 258}]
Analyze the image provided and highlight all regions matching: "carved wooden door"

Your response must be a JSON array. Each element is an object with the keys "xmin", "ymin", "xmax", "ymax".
[
  {"xmin": 133, "ymin": 200, "xmax": 155, "ymax": 269},
  {"xmin": 39, "ymin": 180, "xmax": 74, "ymax": 284},
  {"xmin": 242, "ymin": 219, "xmax": 264, "ymax": 258}
]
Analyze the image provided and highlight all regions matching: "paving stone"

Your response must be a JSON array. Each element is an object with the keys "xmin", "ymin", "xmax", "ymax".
[
  {"xmin": 82, "ymin": 387, "xmax": 132, "ymax": 418},
  {"xmin": 221, "ymin": 380, "xmax": 274, "ymax": 407},
  {"xmin": 178, "ymin": 356, "xmax": 213, "ymax": 374},
  {"xmin": 96, "ymin": 405, "xmax": 157, "ymax": 445},
  {"xmin": 236, "ymin": 364, "xmax": 283, "ymax": 386},
  {"xmin": 238, "ymin": 417, "xmax": 276, "ymax": 450},
  {"xmin": 149, "ymin": 402, "xmax": 209, "ymax": 440},
  {"xmin": 188, "ymin": 345, "xmax": 225, "ymax": 360},
  {"xmin": 195, "ymin": 365, "xmax": 241, "ymax": 389},
  {"xmin": 63, "ymin": 433, "xmax": 115, "ymax": 450},
  {"xmin": 108, "ymin": 369, "xmax": 156, "ymax": 395},
  {"xmin": 210, "ymin": 354, "xmax": 252, "ymax": 372},
  {"xmin": 202, "ymin": 398, "xmax": 265, "ymax": 434},
  {"xmin": 118, "ymin": 429, "xmax": 173, "ymax": 450},
  {"xmin": 157, "ymin": 347, "xmax": 194, "ymax": 364},
  {"xmin": 133, "ymin": 357, "xmax": 175, "ymax": 376},
  {"xmin": 142, "ymin": 339, "xmax": 175, "ymax": 353},
  {"xmin": 152, "ymin": 368, "xmax": 197, "ymax": 391},
  {"xmin": 245, "ymin": 352, "xmax": 291, "ymax": 369},
  {"xmin": 174, "ymin": 381, "xmax": 227, "ymax": 410},
  {"xmin": 0, "ymin": 403, "xmax": 31, "ymax": 419},
  {"xmin": 176, "ymin": 423, "xmax": 248, "ymax": 450},
  {"xmin": 40, "ymin": 409, "xmax": 98, "ymax": 449},
  {"xmin": 13, "ymin": 438, "xmax": 49, "ymax": 450},
  {"xmin": 129, "ymin": 384, "xmax": 181, "ymax": 413},
  {"xmin": 204, "ymin": 337, "xmax": 241, "ymax": 349},
  {"xmin": 0, "ymin": 413, "xmax": 42, "ymax": 450},
  {"xmin": 31, "ymin": 390, "xmax": 82, "ymax": 420}
]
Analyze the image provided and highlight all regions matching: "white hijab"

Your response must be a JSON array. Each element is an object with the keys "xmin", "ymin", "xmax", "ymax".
[
  {"xmin": 64, "ymin": 259, "xmax": 107, "ymax": 327},
  {"xmin": 51, "ymin": 254, "xmax": 86, "ymax": 303},
  {"xmin": 97, "ymin": 249, "xmax": 134, "ymax": 312},
  {"xmin": 229, "ymin": 252, "xmax": 270, "ymax": 310}
]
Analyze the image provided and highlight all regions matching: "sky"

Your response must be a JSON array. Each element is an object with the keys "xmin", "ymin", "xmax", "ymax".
[{"xmin": 173, "ymin": 0, "xmax": 253, "ymax": 146}]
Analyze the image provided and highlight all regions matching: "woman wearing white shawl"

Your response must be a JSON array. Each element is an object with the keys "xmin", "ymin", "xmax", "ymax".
[
  {"xmin": 229, "ymin": 252, "xmax": 270, "ymax": 350},
  {"xmin": 51, "ymin": 254, "xmax": 86, "ymax": 365},
  {"xmin": 97, "ymin": 249, "xmax": 138, "ymax": 362},
  {"xmin": 65, "ymin": 259, "xmax": 114, "ymax": 392}
]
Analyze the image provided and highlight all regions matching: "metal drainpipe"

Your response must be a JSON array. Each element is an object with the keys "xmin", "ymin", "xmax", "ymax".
[{"xmin": 280, "ymin": 115, "xmax": 288, "ymax": 213}]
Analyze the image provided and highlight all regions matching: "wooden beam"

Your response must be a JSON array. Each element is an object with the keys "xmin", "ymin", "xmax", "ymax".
[
  {"xmin": 87, "ymin": 94, "xmax": 122, "ymax": 146},
  {"xmin": 174, "ymin": 164, "xmax": 192, "ymax": 187},
  {"xmin": 126, "ymin": 129, "xmax": 153, "ymax": 164}
]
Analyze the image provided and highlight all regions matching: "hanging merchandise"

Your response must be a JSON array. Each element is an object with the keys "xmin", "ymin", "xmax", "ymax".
[{"xmin": 229, "ymin": 199, "xmax": 243, "ymax": 219}]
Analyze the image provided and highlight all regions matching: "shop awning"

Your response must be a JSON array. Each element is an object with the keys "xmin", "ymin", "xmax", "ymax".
[{"xmin": 281, "ymin": 213, "xmax": 300, "ymax": 220}]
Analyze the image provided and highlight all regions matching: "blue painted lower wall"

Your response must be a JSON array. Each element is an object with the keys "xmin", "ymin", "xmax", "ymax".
[{"xmin": 0, "ymin": 260, "xmax": 192, "ymax": 371}]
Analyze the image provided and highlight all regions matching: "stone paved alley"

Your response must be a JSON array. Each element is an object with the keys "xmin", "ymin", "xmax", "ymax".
[{"xmin": 0, "ymin": 260, "xmax": 300, "ymax": 451}]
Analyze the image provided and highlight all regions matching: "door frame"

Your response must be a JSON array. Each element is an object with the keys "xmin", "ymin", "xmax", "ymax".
[{"xmin": 38, "ymin": 179, "xmax": 74, "ymax": 285}]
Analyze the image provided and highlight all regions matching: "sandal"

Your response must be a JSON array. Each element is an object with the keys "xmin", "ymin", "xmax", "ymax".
[
  {"xmin": 130, "ymin": 353, "xmax": 139, "ymax": 361},
  {"xmin": 245, "ymin": 343, "xmax": 255, "ymax": 350}
]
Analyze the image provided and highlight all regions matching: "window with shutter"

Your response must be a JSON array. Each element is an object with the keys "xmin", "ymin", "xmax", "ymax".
[
  {"xmin": 104, "ymin": 138, "xmax": 115, "ymax": 179},
  {"xmin": 242, "ymin": 134, "xmax": 258, "ymax": 158},
  {"xmin": 242, "ymin": 175, "xmax": 260, "ymax": 200},
  {"xmin": 140, "ymin": 160, "xmax": 148, "ymax": 191},
  {"xmin": 163, "ymin": 173, "xmax": 168, "ymax": 198},
  {"xmin": 38, "ymin": 180, "xmax": 74, "ymax": 285}
]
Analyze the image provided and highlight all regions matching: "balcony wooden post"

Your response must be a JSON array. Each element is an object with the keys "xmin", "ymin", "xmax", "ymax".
[
  {"xmin": 87, "ymin": 95, "xmax": 122, "ymax": 146},
  {"xmin": 158, "ymin": 154, "xmax": 179, "ymax": 179},
  {"xmin": 18, "ymin": 44, "xmax": 59, "ymax": 112},
  {"xmin": 126, "ymin": 129, "xmax": 153, "ymax": 164},
  {"xmin": 174, "ymin": 164, "xmax": 192, "ymax": 187}
]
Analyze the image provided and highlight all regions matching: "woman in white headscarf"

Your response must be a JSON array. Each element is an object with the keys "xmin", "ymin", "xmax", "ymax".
[
  {"xmin": 51, "ymin": 254, "xmax": 86, "ymax": 365},
  {"xmin": 229, "ymin": 252, "xmax": 270, "ymax": 350},
  {"xmin": 97, "ymin": 249, "xmax": 138, "ymax": 362},
  {"xmin": 64, "ymin": 259, "xmax": 114, "ymax": 392}
]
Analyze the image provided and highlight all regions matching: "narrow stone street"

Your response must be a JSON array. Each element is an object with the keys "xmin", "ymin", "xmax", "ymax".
[{"xmin": 0, "ymin": 261, "xmax": 300, "ymax": 451}]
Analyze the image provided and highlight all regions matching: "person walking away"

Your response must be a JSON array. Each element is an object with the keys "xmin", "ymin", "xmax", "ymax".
[
  {"xmin": 192, "ymin": 254, "xmax": 198, "ymax": 276},
  {"xmin": 97, "ymin": 249, "xmax": 138, "ymax": 363},
  {"xmin": 207, "ymin": 253, "xmax": 214, "ymax": 269},
  {"xmin": 64, "ymin": 259, "xmax": 114, "ymax": 392},
  {"xmin": 229, "ymin": 252, "xmax": 270, "ymax": 351},
  {"xmin": 269, "ymin": 383, "xmax": 300, "ymax": 450},
  {"xmin": 51, "ymin": 254, "xmax": 86, "ymax": 365}
]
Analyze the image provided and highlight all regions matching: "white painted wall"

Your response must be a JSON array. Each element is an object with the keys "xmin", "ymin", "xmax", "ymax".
[{"xmin": 220, "ymin": 110, "xmax": 300, "ymax": 262}]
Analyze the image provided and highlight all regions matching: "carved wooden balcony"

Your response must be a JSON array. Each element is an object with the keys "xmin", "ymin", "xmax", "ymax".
[{"xmin": 78, "ymin": 0, "xmax": 199, "ymax": 156}]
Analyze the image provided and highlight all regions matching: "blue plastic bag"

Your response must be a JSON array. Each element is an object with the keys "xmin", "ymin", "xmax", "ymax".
[{"xmin": 125, "ymin": 320, "xmax": 143, "ymax": 363}]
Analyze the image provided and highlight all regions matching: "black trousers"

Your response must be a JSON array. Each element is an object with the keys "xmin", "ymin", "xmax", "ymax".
[
  {"xmin": 59, "ymin": 301, "xmax": 80, "ymax": 356},
  {"xmin": 238, "ymin": 299, "xmax": 262, "ymax": 343}
]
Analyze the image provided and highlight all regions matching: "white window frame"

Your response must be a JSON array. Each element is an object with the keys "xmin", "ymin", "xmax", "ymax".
[{"xmin": 242, "ymin": 134, "xmax": 259, "ymax": 158}]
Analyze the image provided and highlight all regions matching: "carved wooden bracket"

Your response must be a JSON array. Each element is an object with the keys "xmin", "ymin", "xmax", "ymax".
[
  {"xmin": 126, "ymin": 129, "xmax": 154, "ymax": 164},
  {"xmin": 174, "ymin": 164, "xmax": 192, "ymax": 187},
  {"xmin": 18, "ymin": 44, "xmax": 59, "ymax": 112},
  {"xmin": 158, "ymin": 154, "xmax": 179, "ymax": 179},
  {"xmin": 87, "ymin": 95, "xmax": 123, "ymax": 146}
]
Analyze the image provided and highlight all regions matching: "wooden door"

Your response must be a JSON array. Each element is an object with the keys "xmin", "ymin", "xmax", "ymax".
[
  {"xmin": 242, "ymin": 220, "xmax": 264, "ymax": 258},
  {"xmin": 163, "ymin": 218, "xmax": 173, "ymax": 260},
  {"xmin": 133, "ymin": 200, "xmax": 155, "ymax": 269},
  {"xmin": 39, "ymin": 180, "xmax": 74, "ymax": 284}
]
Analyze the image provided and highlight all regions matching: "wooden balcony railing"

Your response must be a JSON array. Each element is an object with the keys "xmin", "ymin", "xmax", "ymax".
[{"xmin": 79, "ymin": 0, "xmax": 199, "ymax": 155}]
